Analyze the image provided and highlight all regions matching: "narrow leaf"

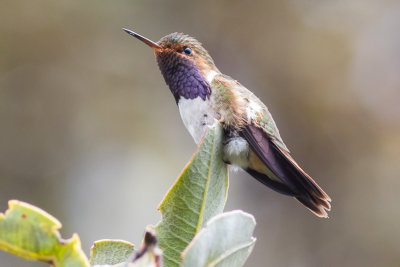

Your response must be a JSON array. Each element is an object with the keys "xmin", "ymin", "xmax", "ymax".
[
  {"xmin": 181, "ymin": 210, "xmax": 256, "ymax": 267},
  {"xmin": 156, "ymin": 123, "xmax": 229, "ymax": 267},
  {"xmin": 0, "ymin": 200, "xmax": 89, "ymax": 267},
  {"xmin": 90, "ymin": 239, "xmax": 134, "ymax": 265}
]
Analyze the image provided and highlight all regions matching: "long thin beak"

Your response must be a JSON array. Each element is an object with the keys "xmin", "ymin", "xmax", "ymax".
[{"xmin": 122, "ymin": 28, "xmax": 162, "ymax": 50}]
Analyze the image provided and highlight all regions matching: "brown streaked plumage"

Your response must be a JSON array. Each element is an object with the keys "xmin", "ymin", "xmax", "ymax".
[{"xmin": 211, "ymin": 75, "xmax": 247, "ymax": 129}]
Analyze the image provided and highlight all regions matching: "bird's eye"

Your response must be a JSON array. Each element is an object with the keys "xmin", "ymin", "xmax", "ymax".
[{"xmin": 183, "ymin": 46, "xmax": 192, "ymax": 55}]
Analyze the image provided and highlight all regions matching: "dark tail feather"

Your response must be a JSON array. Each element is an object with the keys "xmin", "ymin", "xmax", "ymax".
[
  {"xmin": 276, "ymin": 148, "xmax": 332, "ymax": 218},
  {"xmin": 247, "ymin": 167, "xmax": 330, "ymax": 218},
  {"xmin": 241, "ymin": 125, "xmax": 331, "ymax": 218},
  {"xmin": 296, "ymin": 195, "xmax": 329, "ymax": 218},
  {"xmin": 246, "ymin": 168, "xmax": 295, "ymax": 196}
]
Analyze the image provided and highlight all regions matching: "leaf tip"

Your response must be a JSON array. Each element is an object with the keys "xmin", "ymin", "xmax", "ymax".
[{"xmin": 6, "ymin": 200, "xmax": 62, "ymax": 228}]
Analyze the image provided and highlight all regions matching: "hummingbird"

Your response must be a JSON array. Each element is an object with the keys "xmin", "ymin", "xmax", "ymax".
[{"xmin": 123, "ymin": 29, "xmax": 331, "ymax": 217}]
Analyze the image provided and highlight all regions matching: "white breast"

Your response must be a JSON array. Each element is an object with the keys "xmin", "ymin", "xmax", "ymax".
[{"xmin": 178, "ymin": 97, "xmax": 216, "ymax": 144}]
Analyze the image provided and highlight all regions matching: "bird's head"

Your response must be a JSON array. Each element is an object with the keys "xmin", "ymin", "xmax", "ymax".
[{"xmin": 123, "ymin": 29, "xmax": 219, "ymax": 102}]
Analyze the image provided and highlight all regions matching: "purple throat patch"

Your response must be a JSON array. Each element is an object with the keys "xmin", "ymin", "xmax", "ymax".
[{"xmin": 157, "ymin": 54, "xmax": 211, "ymax": 103}]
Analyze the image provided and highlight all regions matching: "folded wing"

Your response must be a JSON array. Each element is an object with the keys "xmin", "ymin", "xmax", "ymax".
[{"xmin": 241, "ymin": 124, "xmax": 331, "ymax": 217}]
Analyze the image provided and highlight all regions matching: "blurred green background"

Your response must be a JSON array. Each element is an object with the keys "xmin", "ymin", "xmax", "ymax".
[{"xmin": 1, "ymin": 1, "xmax": 400, "ymax": 266}]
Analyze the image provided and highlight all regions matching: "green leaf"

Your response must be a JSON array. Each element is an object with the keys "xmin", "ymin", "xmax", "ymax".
[
  {"xmin": 90, "ymin": 239, "xmax": 134, "ymax": 265},
  {"xmin": 156, "ymin": 123, "xmax": 229, "ymax": 267},
  {"xmin": 181, "ymin": 210, "xmax": 256, "ymax": 267},
  {"xmin": 0, "ymin": 200, "xmax": 89, "ymax": 267}
]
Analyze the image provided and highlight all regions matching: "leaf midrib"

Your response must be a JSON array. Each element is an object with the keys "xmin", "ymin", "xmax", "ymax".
[
  {"xmin": 196, "ymin": 129, "xmax": 217, "ymax": 233},
  {"xmin": 206, "ymin": 239, "xmax": 255, "ymax": 267}
]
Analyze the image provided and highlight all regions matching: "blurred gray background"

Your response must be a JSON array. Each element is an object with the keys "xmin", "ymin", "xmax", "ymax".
[{"xmin": 1, "ymin": 0, "xmax": 400, "ymax": 266}]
